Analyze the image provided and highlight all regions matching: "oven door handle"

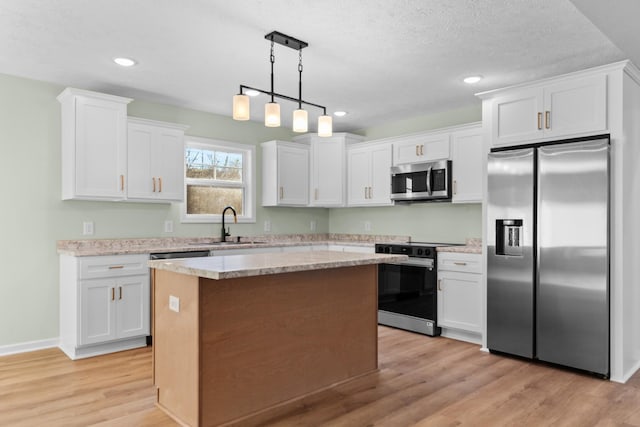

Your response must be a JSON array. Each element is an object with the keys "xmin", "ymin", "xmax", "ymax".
[
  {"xmin": 426, "ymin": 166, "xmax": 432, "ymax": 195},
  {"xmin": 385, "ymin": 260, "xmax": 434, "ymax": 269}
]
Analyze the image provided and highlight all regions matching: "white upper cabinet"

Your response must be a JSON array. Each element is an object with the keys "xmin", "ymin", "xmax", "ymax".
[
  {"xmin": 262, "ymin": 140, "xmax": 309, "ymax": 206},
  {"xmin": 127, "ymin": 117, "xmax": 188, "ymax": 202},
  {"xmin": 347, "ymin": 142, "xmax": 393, "ymax": 206},
  {"xmin": 393, "ymin": 132, "xmax": 450, "ymax": 165},
  {"xmin": 295, "ymin": 133, "xmax": 364, "ymax": 207},
  {"xmin": 58, "ymin": 88, "xmax": 132, "ymax": 200},
  {"xmin": 483, "ymin": 73, "xmax": 607, "ymax": 146},
  {"xmin": 451, "ymin": 125, "xmax": 484, "ymax": 203}
]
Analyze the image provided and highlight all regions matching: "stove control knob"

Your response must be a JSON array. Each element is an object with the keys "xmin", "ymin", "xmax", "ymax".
[
  {"xmin": 385, "ymin": 247, "xmax": 390, "ymax": 253},
  {"xmin": 425, "ymin": 249, "xmax": 431, "ymax": 256},
  {"xmin": 417, "ymin": 249, "xmax": 423, "ymax": 255}
]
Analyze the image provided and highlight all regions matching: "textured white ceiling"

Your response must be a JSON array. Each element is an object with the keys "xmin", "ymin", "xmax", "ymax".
[{"xmin": 0, "ymin": 0, "xmax": 627, "ymax": 132}]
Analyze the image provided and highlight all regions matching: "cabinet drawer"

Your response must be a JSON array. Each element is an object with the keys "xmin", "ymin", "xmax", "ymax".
[
  {"xmin": 437, "ymin": 252, "xmax": 481, "ymax": 274},
  {"xmin": 79, "ymin": 254, "xmax": 149, "ymax": 279}
]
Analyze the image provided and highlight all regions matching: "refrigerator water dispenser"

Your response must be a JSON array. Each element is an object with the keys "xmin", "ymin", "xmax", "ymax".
[{"xmin": 496, "ymin": 219, "xmax": 523, "ymax": 256}]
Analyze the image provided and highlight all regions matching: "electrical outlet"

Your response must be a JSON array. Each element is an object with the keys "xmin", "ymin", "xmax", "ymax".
[
  {"xmin": 83, "ymin": 221, "xmax": 94, "ymax": 236},
  {"xmin": 264, "ymin": 220, "xmax": 271, "ymax": 232},
  {"xmin": 164, "ymin": 220, "xmax": 174, "ymax": 233},
  {"xmin": 364, "ymin": 221, "xmax": 372, "ymax": 232},
  {"xmin": 169, "ymin": 295, "xmax": 180, "ymax": 313},
  {"xmin": 310, "ymin": 220, "xmax": 317, "ymax": 231}
]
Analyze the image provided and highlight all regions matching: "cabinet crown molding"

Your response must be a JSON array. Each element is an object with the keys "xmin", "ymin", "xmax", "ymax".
[{"xmin": 57, "ymin": 87, "xmax": 133, "ymax": 104}]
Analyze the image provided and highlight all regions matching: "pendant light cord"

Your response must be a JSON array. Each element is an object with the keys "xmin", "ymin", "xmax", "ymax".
[
  {"xmin": 270, "ymin": 40, "xmax": 275, "ymax": 103},
  {"xmin": 298, "ymin": 49, "xmax": 303, "ymax": 109}
]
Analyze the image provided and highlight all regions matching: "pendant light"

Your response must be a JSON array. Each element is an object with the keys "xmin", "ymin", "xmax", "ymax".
[
  {"xmin": 232, "ymin": 31, "xmax": 333, "ymax": 136},
  {"xmin": 318, "ymin": 114, "xmax": 333, "ymax": 137},
  {"xmin": 292, "ymin": 49, "xmax": 308, "ymax": 132},
  {"xmin": 232, "ymin": 94, "xmax": 250, "ymax": 120}
]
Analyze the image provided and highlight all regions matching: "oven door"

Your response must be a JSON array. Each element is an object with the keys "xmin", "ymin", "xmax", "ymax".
[{"xmin": 378, "ymin": 259, "xmax": 437, "ymax": 321}]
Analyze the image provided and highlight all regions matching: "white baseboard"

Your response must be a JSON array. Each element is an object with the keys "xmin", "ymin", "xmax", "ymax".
[{"xmin": 0, "ymin": 337, "xmax": 59, "ymax": 357}]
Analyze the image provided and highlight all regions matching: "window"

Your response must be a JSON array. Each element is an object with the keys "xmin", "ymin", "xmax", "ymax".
[{"xmin": 182, "ymin": 136, "xmax": 255, "ymax": 223}]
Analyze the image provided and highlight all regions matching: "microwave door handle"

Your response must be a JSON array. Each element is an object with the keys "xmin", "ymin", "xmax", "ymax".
[{"xmin": 426, "ymin": 167, "xmax": 432, "ymax": 195}]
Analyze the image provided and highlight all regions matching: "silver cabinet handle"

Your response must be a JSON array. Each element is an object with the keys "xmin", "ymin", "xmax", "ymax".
[
  {"xmin": 537, "ymin": 112, "xmax": 543, "ymax": 130},
  {"xmin": 158, "ymin": 177, "xmax": 162, "ymax": 192},
  {"xmin": 453, "ymin": 180, "xmax": 457, "ymax": 195},
  {"xmin": 315, "ymin": 188, "xmax": 319, "ymax": 200},
  {"xmin": 152, "ymin": 177, "xmax": 156, "ymax": 192},
  {"xmin": 420, "ymin": 145, "xmax": 424, "ymax": 156},
  {"xmin": 545, "ymin": 111, "xmax": 551, "ymax": 129},
  {"xmin": 279, "ymin": 186, "xmax": 283, "ymax": 200},
  {"xmin": 453, "ymin": 262, "xmax": 467, "ymax": 266},
  {"xmin": 415, "ymin": 145, "xmax": 420, "ymax": 156},
  {"xmin": 437, "ymin": 279, "xmax": 442, "ymax": 291}
]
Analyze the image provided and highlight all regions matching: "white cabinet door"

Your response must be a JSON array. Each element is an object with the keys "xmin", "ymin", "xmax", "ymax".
[
  {"xmin": 310, "ymin": 138, "xmax": 345, "ymax": 206},
  {"xmin": 152, "ymin": 127, "xmax": 185, "ymax": 201},
  {"xmin": 543, "ymin": 74, "xmax": 607, "ymax": 139},
  {"xmin": 127, "ymin": 123, "xmax": 154, "ymax": 199},
  {"xmin": 347, "ymin": 147, "xmax": 370, "ymax": 205},
  {"xmin": 80, "ymin": 278, "xmax": 117, "ymax": 345},
  {"xmin": 278, "ymin": 145, "xmax": 309, "ymax": 205},
  {"xmin": 68, "ymin": 93, "xmax": 130, "ymax": 199},
  {"xmin": 491, "ymin": 88, "xmax": 543, "ymax": 146},
  {"xmin": 262, "ymin": 140, "xmax": 309, "ymax": 206},
  {"xmin": 116, "ymin": 275, "xmax": 150, "ymax": 339},
  {"xmin": 369, "ymin": 144, "xmax": 393, "ymax": 204},
  {"xmin": 347, "ymin": 143, "xmax": 393, "ymax": 206},
  {"xmin": 451, "ymin": 128, "xmax": 484, "ymax": 203},
  {"xmin": 127, "ymin": 118, "xmax": 186, "ymax": 202},
  {"xmin": 393, "ymin": 133, "xmax": 450, "ymax": 165},
  {"xmin": 437, "ymin": 271, "xmax": 482, "ymax": 333}
]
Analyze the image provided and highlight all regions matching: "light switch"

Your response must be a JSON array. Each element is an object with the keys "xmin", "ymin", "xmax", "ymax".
[
  {"xmin": 264, "ymin": 220, "xmax": 271, "ymax": 232},
  {"xmin": 310, "ymin": 220, "xmax": 317, "ymax": 231},
  {"xmin": 164, "ymin": 220, "xmax": 174, "ymax": 233},
  {"xmin": 169, "ymin": 295, "xmax": 180, "ymax": 313},
  {"xmin": 364, "ymin": 221, "xmax": 372, "ymax": 232}
]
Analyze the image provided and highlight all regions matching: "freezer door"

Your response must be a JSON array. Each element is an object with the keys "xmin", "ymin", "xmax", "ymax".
[
  {"xmin": 487, "ymin": 148, "xmax": 535, "ymax": 358},
  {"xmin": 537, "ymin": 139, "xmax": 609, "ymax": 376}
]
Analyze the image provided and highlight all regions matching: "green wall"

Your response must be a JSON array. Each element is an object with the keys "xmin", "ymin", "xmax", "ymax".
[{"xmin": 0, "ymin": 72, "xmax": 482, "ymax": 348}]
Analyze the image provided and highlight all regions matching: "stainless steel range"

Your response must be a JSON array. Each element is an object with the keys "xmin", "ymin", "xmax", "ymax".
[{"xmin": 375, "ymin": 242, "xmax": 458, "ymax": 336}]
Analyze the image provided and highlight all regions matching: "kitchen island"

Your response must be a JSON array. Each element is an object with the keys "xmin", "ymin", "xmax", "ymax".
[{"xmin": 148, "ymin": 250, "xmax": 405, "ymax": 427}]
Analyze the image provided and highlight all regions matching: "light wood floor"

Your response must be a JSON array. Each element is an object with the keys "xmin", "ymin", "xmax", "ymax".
[{"xmin": 2, "ymin": 327, "xmax": 640, "ymax": 426}]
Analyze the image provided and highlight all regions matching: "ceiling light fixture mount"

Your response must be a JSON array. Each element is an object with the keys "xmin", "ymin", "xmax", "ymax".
[{"xmin": 232, "ymin": 31, "xmax": 332, "ymax": 137}]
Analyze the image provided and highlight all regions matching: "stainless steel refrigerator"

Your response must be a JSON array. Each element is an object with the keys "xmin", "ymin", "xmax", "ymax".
[{"xmin": 487, "ymin": 137, "xmax": 609, "ymax": 377}]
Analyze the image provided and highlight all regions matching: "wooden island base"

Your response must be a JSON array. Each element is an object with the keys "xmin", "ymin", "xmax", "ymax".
[{"xmin": 153, "ymin": 264, "xmax": 378, "ymax": 427}]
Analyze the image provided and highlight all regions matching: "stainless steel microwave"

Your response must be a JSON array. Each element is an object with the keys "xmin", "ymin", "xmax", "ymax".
[{"xmin": 390, "ymin": 160, "xmax": 452, "ymax": 202}]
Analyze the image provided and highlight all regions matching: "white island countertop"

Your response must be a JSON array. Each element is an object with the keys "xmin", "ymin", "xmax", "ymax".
[{"xmin": 148, "ymin": 250, "xmax": 407, "ymax": 280}]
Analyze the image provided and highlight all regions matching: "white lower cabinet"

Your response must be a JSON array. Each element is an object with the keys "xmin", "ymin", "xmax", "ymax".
[
  {"xmin": 437, "ymin": 252, "xmax": 482, "ymax": 344},
  {"xmin": 60, "ymin": 254, "xmax": 150, "ymax": 360}
]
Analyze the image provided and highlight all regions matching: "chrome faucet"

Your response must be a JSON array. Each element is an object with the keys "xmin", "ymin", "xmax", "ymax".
[{"xmin": 221, "ymin": 206, "xmax": 237, "ymax": 242}]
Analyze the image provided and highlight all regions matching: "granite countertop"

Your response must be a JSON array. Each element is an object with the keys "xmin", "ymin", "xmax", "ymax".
[
  {"xmin": 437, "ymin": 238, "xmax": 482, "ymax": 254},
  {"xmin": 148, "ymin": 250, "xmax": 407, "ymax": 280},
  {"xmin": 56, "ymin": 233, "xmax": 410, "ymax": 256}
]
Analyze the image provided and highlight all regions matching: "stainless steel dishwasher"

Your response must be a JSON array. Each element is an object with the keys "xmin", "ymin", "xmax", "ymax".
[{"xmin": 150, "ymin": 250, "xmax": 210, "ymax": 260}]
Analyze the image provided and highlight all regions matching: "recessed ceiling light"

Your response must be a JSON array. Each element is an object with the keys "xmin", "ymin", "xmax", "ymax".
[
  {"xmin": 463, "ymin": 75, "xmax": 483, "ymax": 84},
  {"xmin": 245, "ymin": 89, "xmax": 260, "ymax": 97},
  {"xmin": 113, "ymin": 57, "xmax": 137, "ymax": 67},
  {"xmin": 333, "ymin": 111, "xmax": 348, "ymax": 117}
]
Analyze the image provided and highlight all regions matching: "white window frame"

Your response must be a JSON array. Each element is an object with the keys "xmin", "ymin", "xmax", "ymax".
[{"xmin": 181, "ymin": 135, "xmax": 256, "ymax": 223}]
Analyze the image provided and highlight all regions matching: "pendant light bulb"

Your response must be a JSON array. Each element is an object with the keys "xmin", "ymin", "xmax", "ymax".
[
  {"xmin": 232, "ymin": 94, "xmax": 250, "ymax": 121},
  {"xmin": 292, "ymin": 109, "xmax": 308, "ymax": 132},
  {"xmin": 318, "ymin": 114, "xmax": 333, "ymax": 137},
  {"xmin": 264, "ymin": 102, "xmax": 281, "ymax": 127}
]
